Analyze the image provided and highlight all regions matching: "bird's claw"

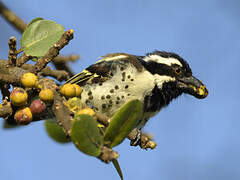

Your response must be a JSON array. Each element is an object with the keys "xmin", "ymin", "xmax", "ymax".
[{"xmin": 128, "ymin": 128, "xmax": 157, "ymax": 150}]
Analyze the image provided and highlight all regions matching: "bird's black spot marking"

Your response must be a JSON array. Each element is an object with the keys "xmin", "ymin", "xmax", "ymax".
[
  {"xmin": 117, "ymin": 97, "xmax": 120, "ymax": 100},
  {"xmin": 106, "ymin": 95, "xmax": 111, "ymax": 99},
  {"xmin": 101, "ymin": 95, "xmax": 105, "ymax": 100},
  {"xmin": 109, "ymin": 100, "xmax": 113, "ymax": 104},
  {"xmin": 108, "ymin": 104, "xmax": 112, "ymax": 108},
  {"xmin": 95, "ymin": 107, "xmax": 99, "ymax": 111},
  {"xmin": 99, "ymin": 82, "xmax": 103, "ymax": 86},
  {"xmin": 102, "ymin": 104, "xmax": 106, "ymax": 109},
  {"xmin": 127, "ymin": 75, "xmax": 131, "ymax": 79},
  {"xmin": 89, "ymin": 96, "xmax": 93, "ymax": 100},
  {"xmin": 121, "ymin": 95, "xmax": 124, "ymax": 99},
  {"xmin": 120, "ymin": 67, "xmax": 125, "ymax": 71},
  {"xmin": 116, "ymin": 101, "xmax": 119, "ymax": 104},
  {"xmin": 110, "ymin": 72, "xmax": 113, "ymax": 76},
  {"xmin": 122, "ymin": 72, "xmax": 126, "ymax": 81},
  {"xmin": 125, "ymin": 85, "xmax": 129, "ymax": 89},
  {"xmin": 127, "ymin": 93, "xmax": 131, "ymax": 96},
  {"xmin": 115, "ymin": 85, "xmax": 119, "ymax": 90},
  {"xmin": 131, "ymin": 79, "xmax": 134, "ymax": 81},
  {"xmin": 110, "ymin": 89, "xmax": 114, "ymax": 93},
  {"xmin": 88, "ymin": 91, "xmax": 92, "ymax": 96}
]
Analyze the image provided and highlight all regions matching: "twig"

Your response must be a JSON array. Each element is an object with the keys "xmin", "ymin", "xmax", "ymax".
[
  {"xmin": 40, "ymin": 67, "xmax": 70, "ymax": 81},
  {"xmin": 52, "ymin": 92, "xmax": 73, "ymax": 135},
  {"xmin": 31, "ymin": 30, "xmax": 74, "ymax": 74},
  {"xmin": 99, "ymin": 146, "xmax": 119, "ymax": 163},
  {"xmin": 16, "ymin": 53, "xmax": 32, "ymax": 67},
  {"xmin": 0, "ymin": 82, "xmax": 10, "ymax": 100},
  {"xmin": 0, "ymin": 1, "xmax": 77, "ymax": 76},
  {"xmin": 21, "ymin": 64, "xmax": 69, "ymax": 81},
  {"xmin": 52, "ymin": 54, "xmax": 80, "ymax": 77},
  {"xmin": 0, "ymin": 1, "xmax": 27, "ymax": 32},
  {"xmin": 128, "ymin": 129, "xmax": 156, "ymax": 150},
  {"xmin": 8, "ymin": 36, "xmax": 17, "ymax": 66},
  {"xmin": 52, "ymin": 60, "xmax": 75, "ymax": 77},
  {"xmin": 95, "ymin": 112, "xmax": 111, "ymax": 126},
  {"xmin": 53, "ymin": 54, "xmax": 79, "ymax": 63},
  {"xmin": 16, "ymin": 47, "xmax": 24, "ymax": 54},
  {"xmin": 0, "ymin": 59, "xmax": 27, "ymax": 85},
  {"xmin": 0, "ymin": 102, "xmax": 12, "ymax": 118}
]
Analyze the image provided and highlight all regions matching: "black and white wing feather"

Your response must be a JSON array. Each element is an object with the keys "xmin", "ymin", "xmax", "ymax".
[{"xmin": 65, "ymin": 53, "xmax": 144, "ymax": 86}]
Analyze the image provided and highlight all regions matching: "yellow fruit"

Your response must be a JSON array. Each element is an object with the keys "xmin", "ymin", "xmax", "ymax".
[
  {"xmin": 60, "ymin": 84, "xmax": 76, "ymax": 98},
  {"xmin": 14, "ymin": 107, "xmax": 32, "ymax": 125},
  {"xmin": 72, "ymin": 84, "xmax": 82, "ymax": 97},
  {"xmin": 67, "ymin": 97, "xmax": 82, "ymax": 113},
  {"xmin": 21, "ymin": 72, "xmax": 38, "ymax": 88},
  {"xmin": 77, "ymin": 108, "xmax": 95, "ymax": 116},
  {"xmin": 10, "ymin": 88, "xmax": 28, "ymax": 106},
  {"xmin": 39, "ymin": 89, "xmax": 54, "ymax": 102}
]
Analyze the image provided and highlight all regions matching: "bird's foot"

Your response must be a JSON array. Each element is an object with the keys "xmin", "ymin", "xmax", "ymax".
[{"xmin": 128, "ymin": 128, "xmax": 157, "ymax": 150}]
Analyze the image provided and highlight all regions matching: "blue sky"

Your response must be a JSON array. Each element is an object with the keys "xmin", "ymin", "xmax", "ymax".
[{"xmin": 0, "ymin": 0, "xmax": 240, "ymax": 180}]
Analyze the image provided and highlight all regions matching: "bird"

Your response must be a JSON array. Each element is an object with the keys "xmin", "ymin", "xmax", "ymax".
[{"xmin": 65, "ymin": 51, "xmax": 208, "ymax": 145}]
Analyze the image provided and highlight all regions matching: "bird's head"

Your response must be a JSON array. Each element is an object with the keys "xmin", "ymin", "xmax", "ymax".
[{"xmin": 141, "ymin": 51, "xmax": 208, "ymax": 99}]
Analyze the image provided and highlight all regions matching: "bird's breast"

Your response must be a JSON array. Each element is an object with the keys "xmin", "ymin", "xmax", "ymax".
[{"xmin": 80, "ymin": 65, "xmax": 155, "ymax": 118}]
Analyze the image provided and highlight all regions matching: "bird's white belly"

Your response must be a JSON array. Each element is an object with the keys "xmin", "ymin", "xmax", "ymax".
[{"xmin": 80, "ymin": 66, "xmax": 155, "ymax": 118}]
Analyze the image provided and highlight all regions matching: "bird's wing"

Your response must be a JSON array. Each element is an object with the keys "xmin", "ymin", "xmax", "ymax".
[{"xmin": 65, "ymin": 53, "xmax": 144, "ymax": 85}]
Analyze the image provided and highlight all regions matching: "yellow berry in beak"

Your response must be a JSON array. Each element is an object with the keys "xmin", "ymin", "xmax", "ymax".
[{"xmin": 197, "ymin": 85, "xmax": 208, "ymax": 98}]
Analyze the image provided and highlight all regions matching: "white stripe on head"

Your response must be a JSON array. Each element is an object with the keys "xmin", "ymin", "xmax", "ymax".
[
  {"xmin": 144, "ymin": 54, "xmax": 182, "ymax": 67},
  {"xmin": 154, "ymin": 74, "xmax": 175, "ymax": 88},
  {"xmin": 97, "ymin": 55, "xmax": 128, "ymax": 62}
]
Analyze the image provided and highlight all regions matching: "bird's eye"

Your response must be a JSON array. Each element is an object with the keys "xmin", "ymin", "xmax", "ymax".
[{"xmin": 175, "ymin": 68, "xmax": 181, "ymax": 74}]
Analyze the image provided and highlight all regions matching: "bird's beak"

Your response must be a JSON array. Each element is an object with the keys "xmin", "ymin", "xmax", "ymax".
[{"xmin": 177, "ymin": 76, "xmax": 208, "ymax": 99}]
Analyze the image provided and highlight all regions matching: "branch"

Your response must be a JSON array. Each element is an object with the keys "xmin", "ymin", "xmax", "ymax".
[
  {"xmin": 0, "ymin": 1, "xmax": 77, "ymax": 76},
  {"xmin": 31, "ymin": 30, "xmax": 74, "ymax": 74},
  {"xmin": 0, "ymin": 1, "xmax": 27, "ymax": 32},
  {"xmin": 0, "ymin": 102, "xmax": 12, "ymax": 118},
  {"xmin": 52, "ymin": 93, "xmax": 73, "ymax": 135},
  {"xmin": 8, "ymin": 36, "xmax": 17, "ymax": 66},
  {"xmin": 53, "ymin": 54, "xmax": 79, "ymax": 63},
  {"xmin": 52, "ymin": 54, "xmax": 80, "ymax": 77},
  {"xmin": 0, "ymin": 82, "xmax": 10, "ymax": 99},
  {"xmin": 22, "ymin": 63, "xmax": 69, "ymax": 81},
  {"xmin": 16, "ymin": 53, "xmax": 32, "ymax": 67}
]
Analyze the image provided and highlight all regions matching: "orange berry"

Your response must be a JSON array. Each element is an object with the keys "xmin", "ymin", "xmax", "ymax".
[{"xmin": 14, "ymin": 107, "xmax": 32, "ymax": 125}]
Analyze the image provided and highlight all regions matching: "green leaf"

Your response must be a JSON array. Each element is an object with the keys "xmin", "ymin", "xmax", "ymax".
[
  {"xmin": 27, "ymin": 17, "xmax": 44, "ymax": 26},
  {"xmin": 112, "ymin": 159, "xmax": 124, "ymax": 180},
  {"xmin": 103, "ymin": 99, "xmax": 143, "ymax": 148},
  {"xmin": 21, "ymin": 18, "xmax": 64, "ymax": 57},
  {"xmin": 71, "ymin": 114, "xmax": 103, "ymax": 157},
  {"xmin": 45, "ymin": 120, "xmax": 71, "ymax": 143}
]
